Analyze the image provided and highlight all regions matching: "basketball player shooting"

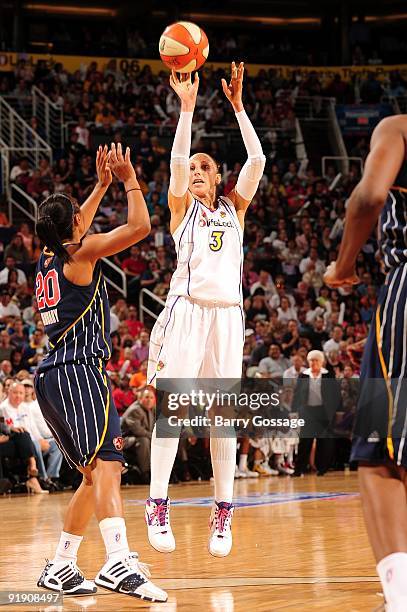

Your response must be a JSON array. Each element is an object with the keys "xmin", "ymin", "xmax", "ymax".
[
  {"xmin": 145, "ymin": 62, "xmax": 265, "ymax": 557},
  {"xmin": 324, "ymin": 115, "xmax": 407, "ymax": 612},
  {"xmin": 34, "ymin": 144, "xmax": 167, "ymax": 602}
]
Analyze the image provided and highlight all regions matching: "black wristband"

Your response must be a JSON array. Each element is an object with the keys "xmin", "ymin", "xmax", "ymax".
[{"xmin": 126, "ymin": 187, "xmax": 142, "ymax": 194}]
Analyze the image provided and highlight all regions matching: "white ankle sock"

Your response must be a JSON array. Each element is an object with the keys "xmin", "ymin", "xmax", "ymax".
[
  {"xmin": 239, "ymin": 454, "xmax": 248, "ymax": 472},
  {"xmin": 99, "ymin": 517, "xmax": 130, "ymax": 560},
  {"xmin": 53, "ymin": 531, "xmax": 83, "ymax": 564},
  {"xmin": 254, "ymin": 459, "xmax": 262, "ymax": 467},
  {"xmin": 210, "ymin": 434, "xmax": 236, "ymax": 503},
  {"xmin": 150, "ymin": 423, "xmax": 180, "ymax": 499},
  {"xmin": 377, "ymin": 552, "xmax": 407, "ymax": 605}
]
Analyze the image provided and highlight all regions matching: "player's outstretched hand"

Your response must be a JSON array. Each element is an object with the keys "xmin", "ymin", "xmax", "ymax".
[
  {"xmin": 324, "ymin": 261, "xmax": 360, "ymax": 288},
  {"xmin": 96, "ymin": 144, "xmax": 112, "ymax": 188},
  {"xmin": 170, "ymin": 70, "xmax": 199, "ymax": 111},
  {"xmin": 107, "ymin": 143, "xmax": 137, "ymax": 184},
  {"xmin": 221, "ymin": 61, "xmax": 244, "ymax": 113}
]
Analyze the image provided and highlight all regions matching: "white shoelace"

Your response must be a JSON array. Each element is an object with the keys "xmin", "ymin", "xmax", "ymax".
[{"xmin": 124, "ymin": 553, "xmax": 151, "ymax": 579}]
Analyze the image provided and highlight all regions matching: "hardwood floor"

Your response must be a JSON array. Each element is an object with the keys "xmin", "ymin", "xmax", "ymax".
[{"xmin": 0, "ymin": 473, "xmax": 383, "ymax": 611}]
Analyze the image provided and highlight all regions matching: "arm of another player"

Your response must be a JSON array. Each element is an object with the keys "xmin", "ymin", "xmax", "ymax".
[
  {"xmin": 80, "ymin": 143, "xmax": 151, "ymax": 260},
  {"xmin": 78, "ymin": 145, "xmax": 112, "ymax": 238},
  {"xmin": 222, "ymin": 61, "xmax": 266, "ymax": 225},
  {"xmin": 324, "ymin": 116, "xmax": 406, "ymax": 287},
  {"xmin": 168, "ymin": 70, "xmax": 198, "ymax": 224}
]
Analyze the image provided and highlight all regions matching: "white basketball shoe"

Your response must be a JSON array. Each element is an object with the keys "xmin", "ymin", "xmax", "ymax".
[
  {"xmin": 240, "ymin": 467, "xmax": 260, "ymax": 478},
  {"xmin": 95, "ymin": 552, "xmax": 167, "ymax": 602},
  {"xmin": 208, "ymin": 501, "xmax": 234, "ymax": 557},
  {"xmin": 37, "ymin": 559, "xmax": 96, "ymax": 595},
  {"xmin": 145, "ymin": 497, "xmax": 176, "ymax": 553}
]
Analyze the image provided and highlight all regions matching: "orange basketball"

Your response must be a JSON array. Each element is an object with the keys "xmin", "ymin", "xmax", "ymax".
[{"xmin": 159, "ymin": 21, "xmax": 209, "ymax": 73}]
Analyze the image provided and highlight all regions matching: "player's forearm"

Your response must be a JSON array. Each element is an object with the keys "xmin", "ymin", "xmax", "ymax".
[
  {"xmin": 80, "ymin": 183, "xmax": 109, "ymax": 235},
  {"xmin": 335, "ymin": 185, "xmax": 384, "ymax": 276},
  {"xmin": 124, "ymin": 178, "xmax": 151, "ymax": 237},
  {"xmin": 169, "ymin": 111, "xmax": 193, "ymax": 197},
  {"xmin": 235, "ymin": 110, "xmax": 266, "ymax": 201}
]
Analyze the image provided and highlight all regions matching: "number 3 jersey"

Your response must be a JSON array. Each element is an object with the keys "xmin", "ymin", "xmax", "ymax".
[
  {"xmin": 35, "ymin": 250, "xmax": 112, "ymax": 371},
  {"xmin": 169, "ymin": 196, "xmax": 244, "ymax": 305}
]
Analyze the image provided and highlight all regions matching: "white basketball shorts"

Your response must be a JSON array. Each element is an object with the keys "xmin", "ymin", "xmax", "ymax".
[{"xmin": 147, "ymin": 295, "xmax": 245, "ymax": 384}]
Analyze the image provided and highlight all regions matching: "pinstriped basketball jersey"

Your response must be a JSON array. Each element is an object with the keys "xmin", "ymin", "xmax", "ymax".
[
  {"xmin": 168, "ymin": 196, "xmax": 243, "ymax": 305},
  {"xmin": 380, "ymin": 162, "xmax": 407, "ymax": 270},
  {"xmin": 35, "ymin": 251, "xmax": 111, "ymax": 371}
]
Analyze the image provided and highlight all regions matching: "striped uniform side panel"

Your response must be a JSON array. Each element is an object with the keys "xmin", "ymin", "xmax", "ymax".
[
  {"xmin": 221, "ymin": 198, "xmax": 244, "ymax": 305},
  {"xmin": 381, "ymin": 190, "xmax": 407, "ymax": 270},
  {"xmin": 355, "ymin": 266, "xmax": 407, "ymax": 465}
]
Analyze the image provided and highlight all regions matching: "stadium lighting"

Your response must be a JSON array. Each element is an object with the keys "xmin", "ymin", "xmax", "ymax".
[
  {"xmin": 24, "ymin": 3, "xmax": 117, "ymax": 17},
  {"xmin": 152, "ymin": 11, "xmax": 320, "ymax": 26}
]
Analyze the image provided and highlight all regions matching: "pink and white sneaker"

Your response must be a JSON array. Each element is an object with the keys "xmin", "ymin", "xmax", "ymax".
[
  {"xmin": 208, "ymin": 501, "xmax": 234, "ymax": 557},
  {"xmin": 145, "ymin": 497, "xmax": 175, "ymax": 553}
]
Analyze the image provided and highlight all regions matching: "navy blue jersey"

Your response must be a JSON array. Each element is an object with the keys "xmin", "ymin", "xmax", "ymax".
[
  {"xmin": 380, "ymin": 161, "xmax": 407, "ymax": 270},
  {"xmin": 36, "ymin": 249, "xmax": 112, "ymax": 371}
]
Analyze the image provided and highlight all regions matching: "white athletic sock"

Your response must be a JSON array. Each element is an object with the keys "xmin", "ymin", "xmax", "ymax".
[
  {"xmin": 210, "ymin": 434, "xmax": 236, "ymax": 503},
  {"xmin": 238, "ymin": 454, "xmax": 248, "ymax": 472},
  {"xmin": 53, "ymin": 531, "xmax": 83, "ymax": 564},
  {"xmin": 254, "ymin": 459, "xmax": 262, "ymax": 467},
  {"xmin": 99, "ymin": 517, "xmax": 130, "ymax": 560},
  {"xmin": 377, "ymin": 552, "xmax": 407, "ymax": 605},
  {"xmin": 150, "ymin": 423, "xmax": 180, "ymax": 499}
]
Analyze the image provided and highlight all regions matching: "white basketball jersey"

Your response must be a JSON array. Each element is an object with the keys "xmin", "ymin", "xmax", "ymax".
[{"xmin": 168, "ymin": 196, "xmax": 243, "ymax": 305}]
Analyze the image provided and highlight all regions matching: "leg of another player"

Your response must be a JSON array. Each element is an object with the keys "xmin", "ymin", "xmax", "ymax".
[
  {"xmin": 359, "ymin": 463, "xmax": 407, "ymax": 611},
  {"xmin": 62, "ymin": 473, "xmax": 95, "ymax": 536},
  {"xmin": 237, "ymin": 437, "xmax": 259, "ymax": 478},
  {"xmin": 51, "ymin": 469, "xmax": 94, "ymax": 563},
  {"xmin": 38, "ymin": 471, "xmax": 97, "ymax": 595},
  {"xmin": 92, "ymin": 458, "xmax": 167, "ymax": 601},
  {"xmin": 91, "ymin": 459, "xmax": 126, "ymax": 553}
]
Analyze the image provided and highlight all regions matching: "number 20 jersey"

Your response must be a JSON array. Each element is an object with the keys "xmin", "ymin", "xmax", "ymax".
[
  {"xmin": 35, "ymin": 251, "xmax": 112, "ymax": 372},
  {"xmin": 168, "ymin": 196, "xmax": 244, "ymax": 305}
]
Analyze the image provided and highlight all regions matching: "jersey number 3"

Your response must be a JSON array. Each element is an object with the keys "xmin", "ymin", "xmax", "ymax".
[
  {"xmin": 209, "ymin": 230, "xmax": 224, "ymax": 252},
  {"xmin": 36, "ymin": 270, "xmax": 61, "ymax": 309}
]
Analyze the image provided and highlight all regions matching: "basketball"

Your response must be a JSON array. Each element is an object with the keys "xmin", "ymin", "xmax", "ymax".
[{"xmin": 159, "ymin": 21, "xmax": 209, "ymax": 73}]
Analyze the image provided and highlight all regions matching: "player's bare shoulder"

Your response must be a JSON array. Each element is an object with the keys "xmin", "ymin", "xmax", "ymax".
[{"xmin": 372, "ymin": 114, "xmax": 407, "ymax": 141}]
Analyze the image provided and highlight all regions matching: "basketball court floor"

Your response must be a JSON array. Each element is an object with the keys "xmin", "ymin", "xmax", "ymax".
[{"xmin": 1, "ymin": 473, "xmax": 383, "ymax": 611}]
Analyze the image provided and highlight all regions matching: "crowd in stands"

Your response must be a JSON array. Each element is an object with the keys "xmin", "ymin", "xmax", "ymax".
[{"xmin": 0, "ymin": 56, "xmax": 381, "ymax": 492}]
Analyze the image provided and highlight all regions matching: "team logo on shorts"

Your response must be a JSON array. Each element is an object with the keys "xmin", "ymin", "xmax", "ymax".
[
  {"xmin": 113, "ymin": 436, "xmax": 124, "ymax": 451},
  {"xmin": 220, "ymin": 210, "xmax": 226, "ymax": 218},
  {"xmin": 157, "ymin": 360, "xmax": 164, "ymax": 371}
]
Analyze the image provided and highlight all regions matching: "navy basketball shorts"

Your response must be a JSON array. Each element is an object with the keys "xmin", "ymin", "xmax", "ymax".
[
  {"xmin": 351, "ymin": 266, "xmax": 407, "ymax": 467},
  {"xmin": 35, "ymin": 360, "xmax": 124, "ymax": 469}
]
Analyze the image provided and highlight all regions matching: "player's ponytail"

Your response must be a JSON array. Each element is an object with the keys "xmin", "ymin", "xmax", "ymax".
[{"xmin": 36, "ymin": 193, "xmax": 77, "ymax": 264}]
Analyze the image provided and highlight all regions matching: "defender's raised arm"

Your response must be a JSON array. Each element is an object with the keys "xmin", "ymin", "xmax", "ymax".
[{"xmin": 325, "ymin": 116, "xmax": 406, "ymax": 287}]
